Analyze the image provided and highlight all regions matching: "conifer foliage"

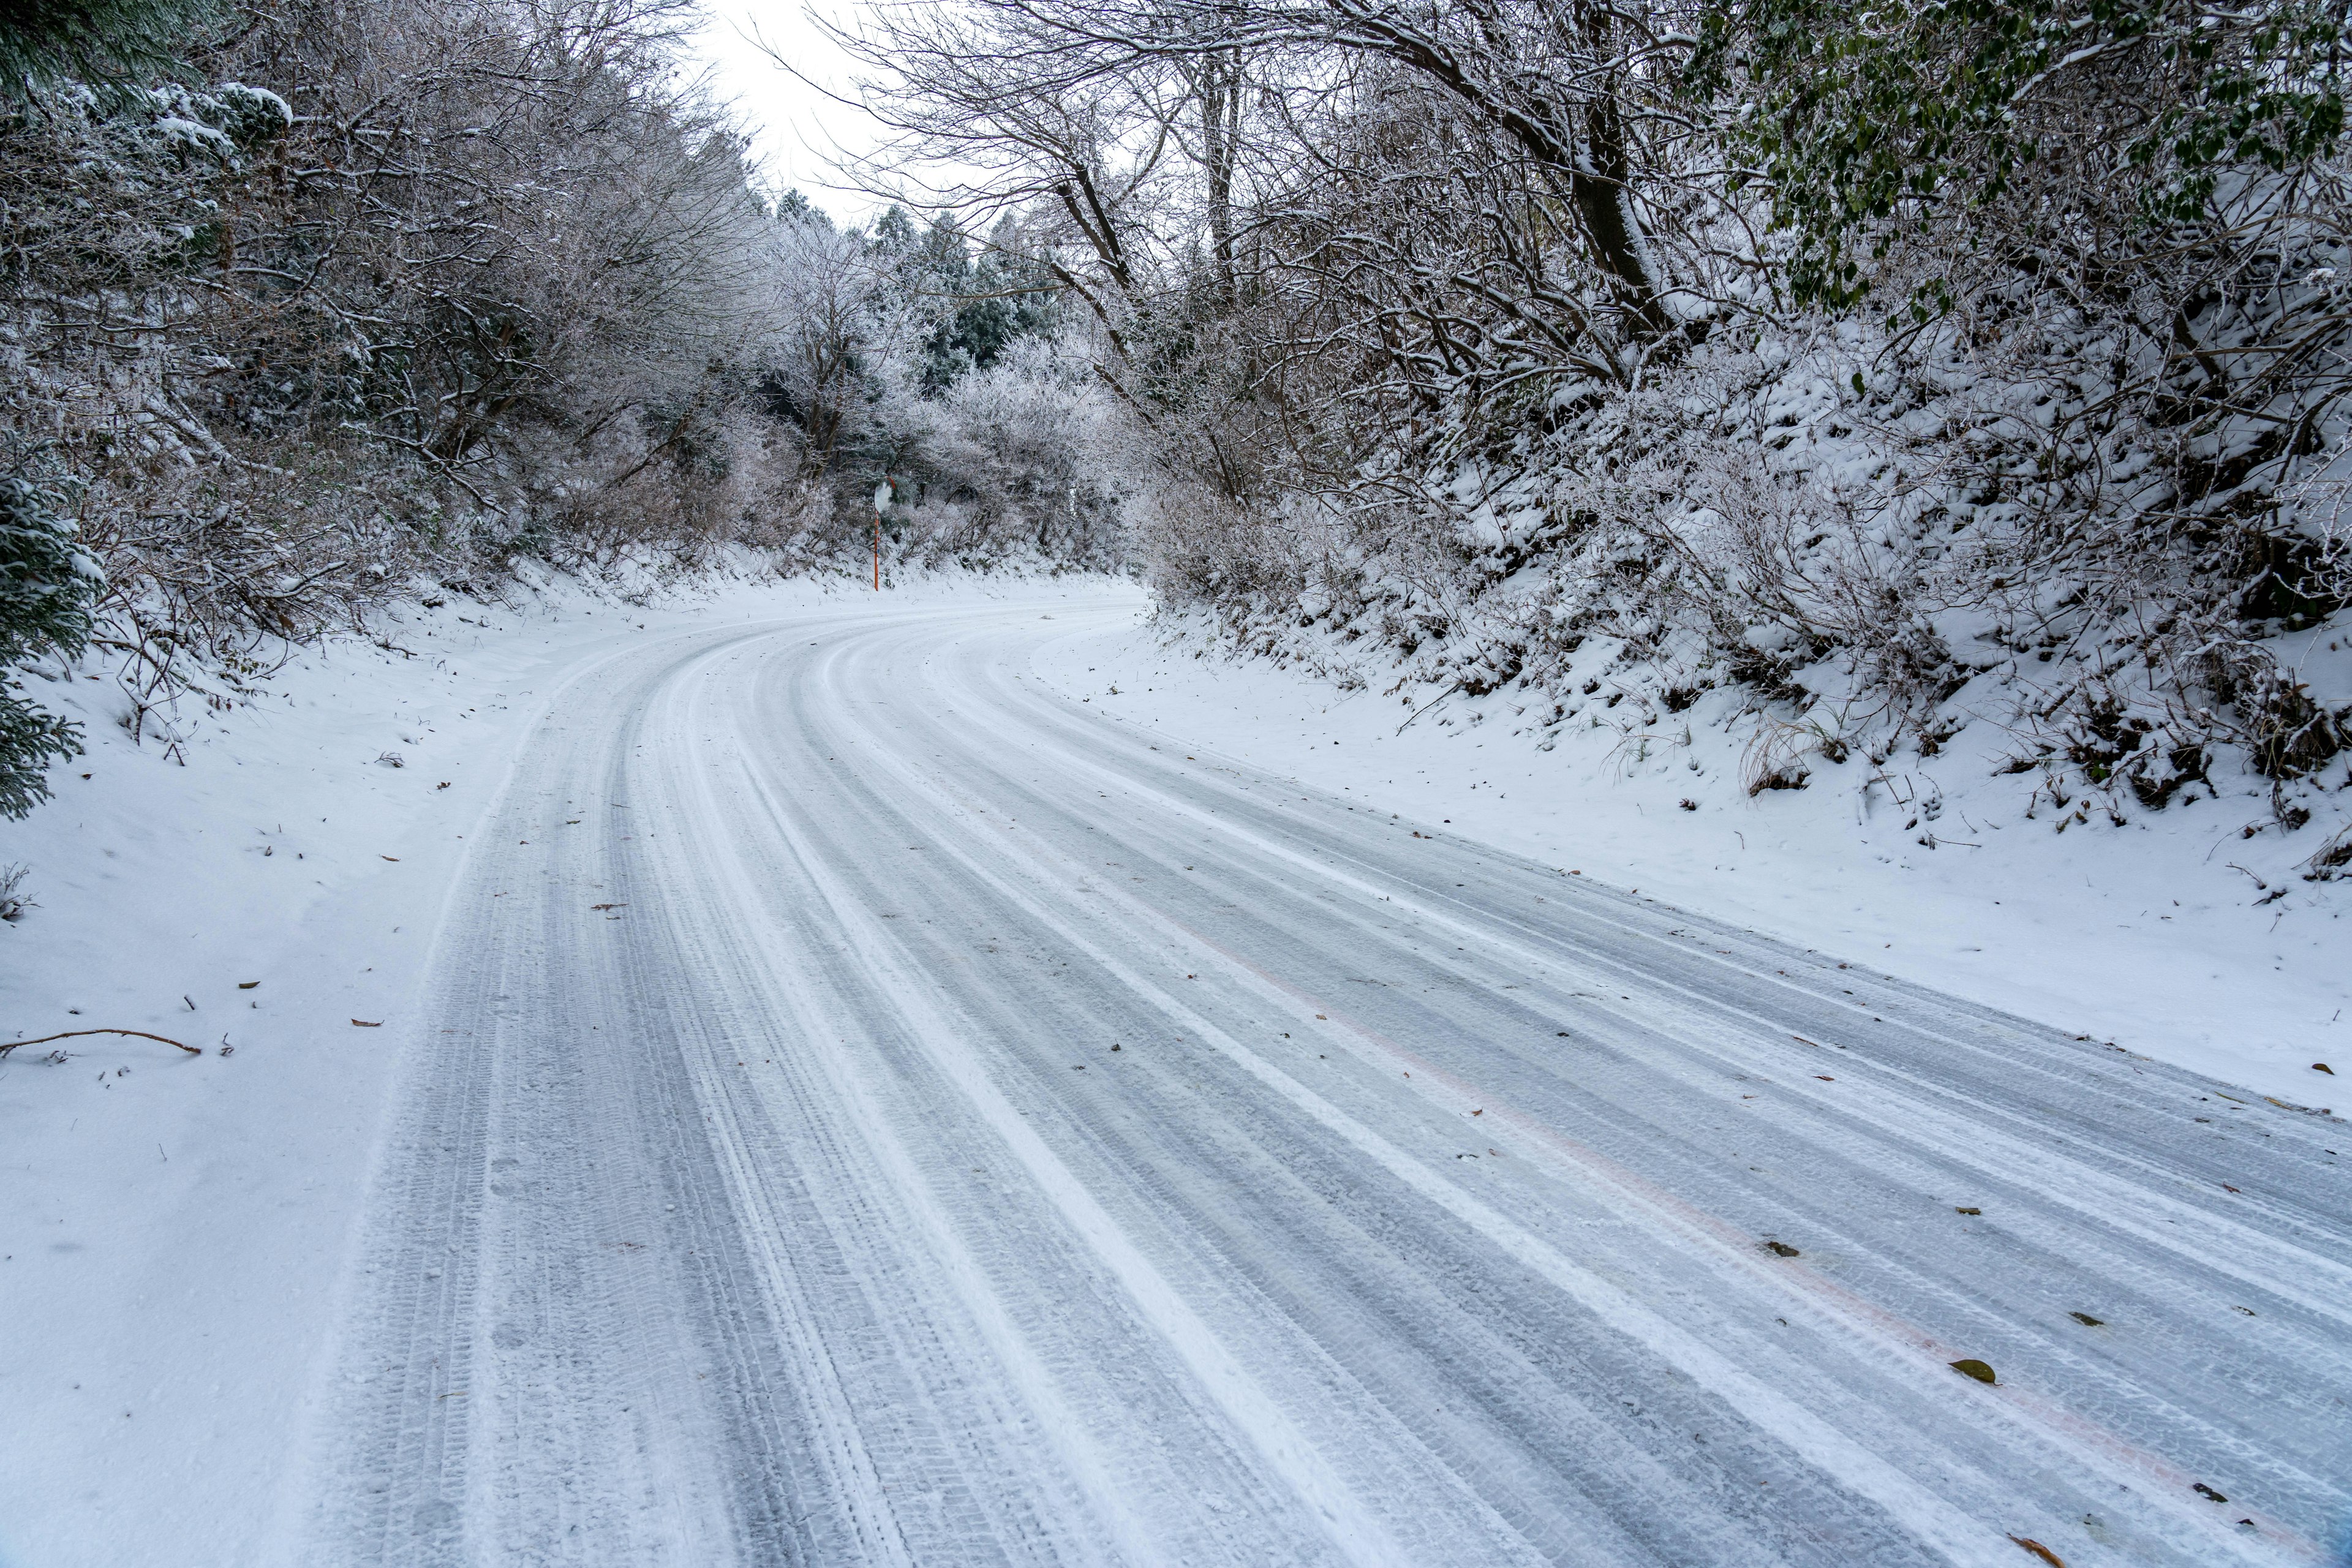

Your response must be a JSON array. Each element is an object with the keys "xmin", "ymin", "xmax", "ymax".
[
  {"xmin": 0, "ymin": 478, "xmax": 94, "ymax": 816},
  {"xmin": 0, "ymin": 0, "xmax": 217, "ymax": 90}
]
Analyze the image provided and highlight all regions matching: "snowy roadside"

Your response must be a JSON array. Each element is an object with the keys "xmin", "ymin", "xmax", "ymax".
[
  {"xmin": 1031, "ymin": 609, "xmax": 2350, "ymax": 1108},
  {"xmin": 0, "ymin": 563, "xmax": 1140, "ymax": 1567}
]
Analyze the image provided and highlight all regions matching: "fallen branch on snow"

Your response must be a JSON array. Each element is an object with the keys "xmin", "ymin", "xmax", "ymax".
[{"xmin": 1, "ymin": 1028, "xmax": 202, "ymax": 1060}]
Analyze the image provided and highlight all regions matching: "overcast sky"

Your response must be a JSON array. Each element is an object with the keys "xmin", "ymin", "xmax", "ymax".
[{"xmin": 685, "ymin": 1, "xmax": 886, "ymax": 226}]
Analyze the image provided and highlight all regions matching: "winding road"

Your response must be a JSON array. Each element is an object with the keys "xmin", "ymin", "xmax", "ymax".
[{"xmin": 304, "ymin": 597, "xmax": 2352, "ymax": 1567}]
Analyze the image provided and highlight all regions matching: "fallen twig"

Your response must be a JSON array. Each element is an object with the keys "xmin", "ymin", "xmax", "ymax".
[
  {"xmin": 1, "ymin": 1028, "xmax": 200, "ymax": 1058},
  {"xmin": 1396, "ymin": 679, "xmax": 1461, "ymax": 736}
]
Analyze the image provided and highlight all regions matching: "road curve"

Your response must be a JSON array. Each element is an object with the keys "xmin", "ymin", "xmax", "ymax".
[{"xmin": 301, "ymin": 598, "xmax": 2352, "ymax": 1567}]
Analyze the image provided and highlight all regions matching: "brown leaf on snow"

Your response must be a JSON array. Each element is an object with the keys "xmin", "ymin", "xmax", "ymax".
[
  {"xmin": 2008, "ymin": 1536, "xmax": 2065, "ymax": 1567},
  {"xmin": 352, "ymin": 1019, "xmax": 383, "ymax": 1028},
  {"xmin": 1763, "ymin": 1241, "xmax": 1800, "ymax": 1257},
  {"xmin": 1950, "ymin": 1359, "xmax": 1997, "ymax": 1384}
]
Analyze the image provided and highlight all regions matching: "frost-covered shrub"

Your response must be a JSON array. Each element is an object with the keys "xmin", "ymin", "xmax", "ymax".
[
  {"xmin": 919, "ymin": 341, "xmax": 1128, "ymax": 568},
  {"xmin": 0, "ymin": 861, "xmax": 32, "ymax": 921}
]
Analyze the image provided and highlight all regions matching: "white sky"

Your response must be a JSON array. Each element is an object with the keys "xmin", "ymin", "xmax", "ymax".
[{"xmin": 684, "ymin": 1, "xmax": 888, "ymax": 227}]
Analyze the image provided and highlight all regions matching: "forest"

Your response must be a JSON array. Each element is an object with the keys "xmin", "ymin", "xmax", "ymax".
[
  {"xmin": 6, "ymin": 0, "xmax": 2350, "ymax": 867},
  {"xmin": 0, "ymin": 0, "xmax": 1120, "ymax": 817}
]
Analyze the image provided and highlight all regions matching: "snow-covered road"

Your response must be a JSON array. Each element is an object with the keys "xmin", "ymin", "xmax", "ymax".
[{"xmin": 296, "ymin": 598, "xmax": 2346, "ymax": 1567}]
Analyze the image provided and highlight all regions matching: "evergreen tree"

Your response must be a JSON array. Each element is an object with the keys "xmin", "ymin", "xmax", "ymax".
[
  {"xmin": 0, "ymin": 478, "xmax": 96, "ymax": 818},
  {"xmin": 0, "ymin": 0, "xmax": 221, "ymax": 92}
]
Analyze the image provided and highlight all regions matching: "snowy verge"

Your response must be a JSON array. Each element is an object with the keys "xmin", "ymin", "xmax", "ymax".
[
  {"xmin": 1030, "ymin": 608, "xmax": 2350, "ymax": 1108},
  {"xmin": 0, "ymin": 561, "xmax": 1140, "ymax": 1568}
]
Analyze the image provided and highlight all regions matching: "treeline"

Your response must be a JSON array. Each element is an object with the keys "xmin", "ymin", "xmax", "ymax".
[
  {"xmin": 1, "ymin": 0, "xmax": 1125, "ymax": 816},
  {"xmin": 843, "ymin": 0, "xmax": 2352, "ymax": 851}
]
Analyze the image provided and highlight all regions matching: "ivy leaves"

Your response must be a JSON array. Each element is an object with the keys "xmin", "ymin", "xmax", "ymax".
[{"xmin": 1689, "ymin": 0, "xmax": 2351, "ymax": 311}]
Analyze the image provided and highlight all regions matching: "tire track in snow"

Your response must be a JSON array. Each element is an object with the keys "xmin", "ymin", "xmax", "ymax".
[{"xmin": 296, "ymin": 599, "xmax": 2348, "ymax": 1567}]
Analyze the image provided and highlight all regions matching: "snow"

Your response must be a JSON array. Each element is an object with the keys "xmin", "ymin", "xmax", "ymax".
[
  {"xmin": 2, "ymin": 570, "xmax": 2344, "ymax": 1566},
  {"xmin": 0, "ymin": 565, "xmax": 1137, "ymax": 1567},
  {"xmin": 1030, "ymin": 609, "xmax": 2351, "ymax": 1107}
]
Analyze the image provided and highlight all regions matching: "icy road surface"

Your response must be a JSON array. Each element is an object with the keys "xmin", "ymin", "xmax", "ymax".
[{"xmin": 303, "ymin": 600, "xmax": 2351, "ymax": 1567}]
